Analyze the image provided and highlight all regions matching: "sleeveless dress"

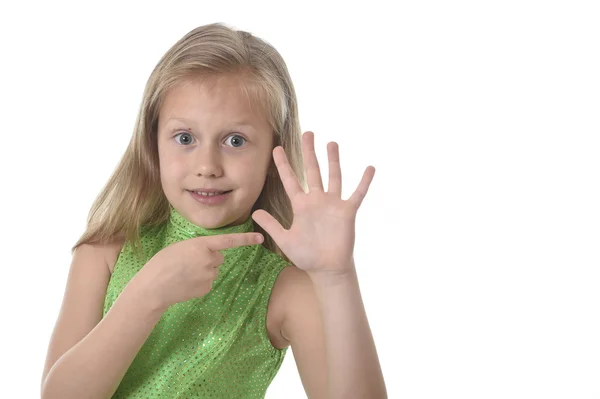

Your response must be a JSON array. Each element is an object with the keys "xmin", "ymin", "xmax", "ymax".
[{"xmin": 103, "ymin": 205, "xmax": 290, "ymax": 398}]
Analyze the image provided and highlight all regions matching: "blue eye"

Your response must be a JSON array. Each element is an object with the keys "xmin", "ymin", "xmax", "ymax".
[
  {"xmin": 173, "ymin": 132, "xmax": 246, "ymax": 148},
  {"xmin": 174, "ymin": 132, "xmax": 194, "ymax": 145},
  {"xmin": 225, "ymin": 134, "xmax": 246, "ymax": 148}
]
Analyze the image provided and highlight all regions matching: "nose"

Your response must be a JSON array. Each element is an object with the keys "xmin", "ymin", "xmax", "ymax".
[{"xmin": 194, "ymin": 142, "xmax": 224, "ymax": 178}]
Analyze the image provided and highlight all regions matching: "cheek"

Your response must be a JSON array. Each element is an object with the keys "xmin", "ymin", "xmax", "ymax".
[
  {"xmin": 231, "ymin": 160, "xmax": 260, "ymax": 185},
  {"xmin": 158, "ymin": 152, "xmax": 186, "ymax": 184},
  {"xmin": 242, "ymin": 162, "xmax": 270, "ymax": 192}
]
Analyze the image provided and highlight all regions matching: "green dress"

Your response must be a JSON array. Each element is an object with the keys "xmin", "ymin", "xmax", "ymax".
[{"xmin": 103, "ymin": 204, "xmax": 290, "ymax": 398}]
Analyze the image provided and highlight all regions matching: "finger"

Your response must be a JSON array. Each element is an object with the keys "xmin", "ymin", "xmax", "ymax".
[
  {"xmin": 252, "ymin": 209, "xmax": 287, "ymax": 245},
  {"xmin": 303, "ymin": 131, "xmax": 324, "ymax": 192},
  {"xmin": 273, "ymin": 146, "xmax": 304, "ymax": 198},
  {"xmin": 203, "ymin": 232, "xmax": 264, "ymax": 252},
  {"xmin": 327, "ymin": 141, "xmax": 342, "ymax": 196},
  {"xmin": 348, "ymin": 166, "xmax": 376, "ymax": 210}
]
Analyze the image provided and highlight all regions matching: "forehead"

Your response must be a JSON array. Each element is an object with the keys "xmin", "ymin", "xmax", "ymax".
[{"xmin": 159, "ymin": 75, "xmax": 268, "ymax": 124}]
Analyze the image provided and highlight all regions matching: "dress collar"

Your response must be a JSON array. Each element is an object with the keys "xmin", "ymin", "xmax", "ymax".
[{"xmin": 167, "ymin": 204, "xmax": 254, "ymax": 238}]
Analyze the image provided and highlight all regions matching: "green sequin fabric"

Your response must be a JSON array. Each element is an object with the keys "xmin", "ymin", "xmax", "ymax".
[{"xmin": 103, "ymin": 204, "xmax": 290, "ymax": 398}]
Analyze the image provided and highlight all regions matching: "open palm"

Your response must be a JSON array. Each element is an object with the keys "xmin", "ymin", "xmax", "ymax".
[{"xmin": 252, "ymin": 131, "xmax": 375, "ymax": 276}]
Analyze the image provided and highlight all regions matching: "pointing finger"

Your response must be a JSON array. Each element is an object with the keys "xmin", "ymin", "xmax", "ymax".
[{"xmin": 203, "ymin": 232, "xmax": 264, "ymax": 252}]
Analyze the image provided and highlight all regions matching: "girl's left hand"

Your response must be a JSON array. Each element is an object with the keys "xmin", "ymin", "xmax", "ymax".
[{"xmin": 252, "ymin": 131, "xmax": 375, "ymax": 278}]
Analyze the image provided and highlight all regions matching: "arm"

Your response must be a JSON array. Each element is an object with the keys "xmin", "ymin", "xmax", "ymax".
[
  {"xmin": 251, "ymin": 132, "xmax": 384, "ymax": 397},
  {"xmin": 281, "ymin": 264, "xmax": 387, "ymax": 399},
  {"xmin": 41, "ymin": 242, "xmax": 166, "ymax": 399},
  {"xmin": 42, "ymin": 283, "xmax": 164, "ymax": 399}
]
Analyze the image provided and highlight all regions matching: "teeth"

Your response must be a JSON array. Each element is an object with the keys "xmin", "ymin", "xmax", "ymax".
[{"xmin": 195, "ymin": 191, "xmax": 225, "ymax": 196}]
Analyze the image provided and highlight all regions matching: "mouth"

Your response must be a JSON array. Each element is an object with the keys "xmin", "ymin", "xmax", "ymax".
[
  {"xmin": 187, "ymin": 189, "xmax": 233, "ymax": 204},
  {"xmin": 187, "ymin": 189, "xmax": 233, "ymax": 196}
]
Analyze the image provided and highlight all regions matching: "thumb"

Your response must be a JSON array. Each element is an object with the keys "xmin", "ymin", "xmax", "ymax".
[{"xmin": 252, "ymin": 209, "xmax": 286, "ymax": 244}]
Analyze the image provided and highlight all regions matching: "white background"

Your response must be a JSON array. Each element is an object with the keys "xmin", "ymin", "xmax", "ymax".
[{"xmin": 1, "ymin": 0, "xmax": 599, "ymax": 398}]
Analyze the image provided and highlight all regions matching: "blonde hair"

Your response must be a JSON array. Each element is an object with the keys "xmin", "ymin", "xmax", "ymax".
[{"xmin": 71, "ymin": 22, "xmax": 307, "ymax": 264}]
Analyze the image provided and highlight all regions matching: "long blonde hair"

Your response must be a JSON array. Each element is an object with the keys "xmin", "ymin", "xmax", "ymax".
[{"xmin": 71, "ymin": 23, "xmax": 307, "ymax": 264}]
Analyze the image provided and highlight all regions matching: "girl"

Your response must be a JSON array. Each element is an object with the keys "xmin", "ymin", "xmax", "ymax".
[{"xmin": 41, "ymin": 22, "xmax": 387, "ymax": 399}]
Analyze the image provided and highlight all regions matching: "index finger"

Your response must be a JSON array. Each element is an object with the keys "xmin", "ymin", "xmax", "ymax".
[{"xmin": 203, "ymin": 232, "xmax": 264, "ymax": 252}]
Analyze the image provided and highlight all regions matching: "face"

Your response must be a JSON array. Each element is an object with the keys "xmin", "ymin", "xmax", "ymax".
[{"xmin": 157, "ymin": 74, "xmax": 274, "ymax": 229}]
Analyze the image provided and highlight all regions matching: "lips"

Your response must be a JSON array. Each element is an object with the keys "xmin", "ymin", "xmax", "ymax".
[
  {"xmin": 188, "ymin": 189, "xmax": 231, "ymax": 205},
  {"xmin": 188, "ymin": 188, "xmax": 231, "ymax": 192},
  {"xmin": 187, "ymin": 189, "xmax": 232, "ymax": 195}
]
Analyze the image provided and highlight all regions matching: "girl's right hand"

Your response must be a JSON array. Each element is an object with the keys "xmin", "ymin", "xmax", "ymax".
[{"xmin": 135, "ymin": 232, "xmax": 264, "ymax": 311}]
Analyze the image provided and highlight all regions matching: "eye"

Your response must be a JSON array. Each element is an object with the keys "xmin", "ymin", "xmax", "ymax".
[
  {"xmin": 173, "ymin": 131, "xmax": 247, "ymax": 148},
  {"xmin": 174, "ymin": 131, "xmax": 194, "ymax": 145},
  {"xmin": 225, "ymin": 134, "xmax": 247, "ymax": 148}
]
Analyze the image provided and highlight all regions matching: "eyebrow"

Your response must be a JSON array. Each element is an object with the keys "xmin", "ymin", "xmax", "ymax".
[
  {"xmin": 165, "ymin": 117, "xmax": 256, "ymax": 128},
  {"xmin": 165, "ymin": 117, "xmax": 194, "ymax": 125}
]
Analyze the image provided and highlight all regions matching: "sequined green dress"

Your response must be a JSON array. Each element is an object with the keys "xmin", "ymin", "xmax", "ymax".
[{"xmin": 103, "ymin": 205, "xmax": 290, "ymax": 398}]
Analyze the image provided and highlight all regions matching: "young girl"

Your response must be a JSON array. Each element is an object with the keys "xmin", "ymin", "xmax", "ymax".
[{"xmin": 41, "ymin": 22, "xmax": 387, "ymax": 399}]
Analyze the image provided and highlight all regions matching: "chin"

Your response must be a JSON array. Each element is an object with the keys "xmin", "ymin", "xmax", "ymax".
[{"xmin": 189, "ymin": 211, "xmax": 231, "ymax": 229}]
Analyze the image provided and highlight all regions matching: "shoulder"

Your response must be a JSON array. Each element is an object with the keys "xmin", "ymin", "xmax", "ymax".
[
  {"xmin": 273, "ymin": 265, "xmax": 310, "ymax": 294},
  {"xmin": 259, "ymin": 247, "xmax": 307, "ymax": 312},
  {"xmin": 104, "ymin": 234, "xmax": 127, "ymax": 275},
  {"xmin": 271, "ymin": 265, "xmax": 302, "ymax": 307},
  {"xmin": 271, "ymin": 265, "xmax": 318, "ymax": 344}
]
